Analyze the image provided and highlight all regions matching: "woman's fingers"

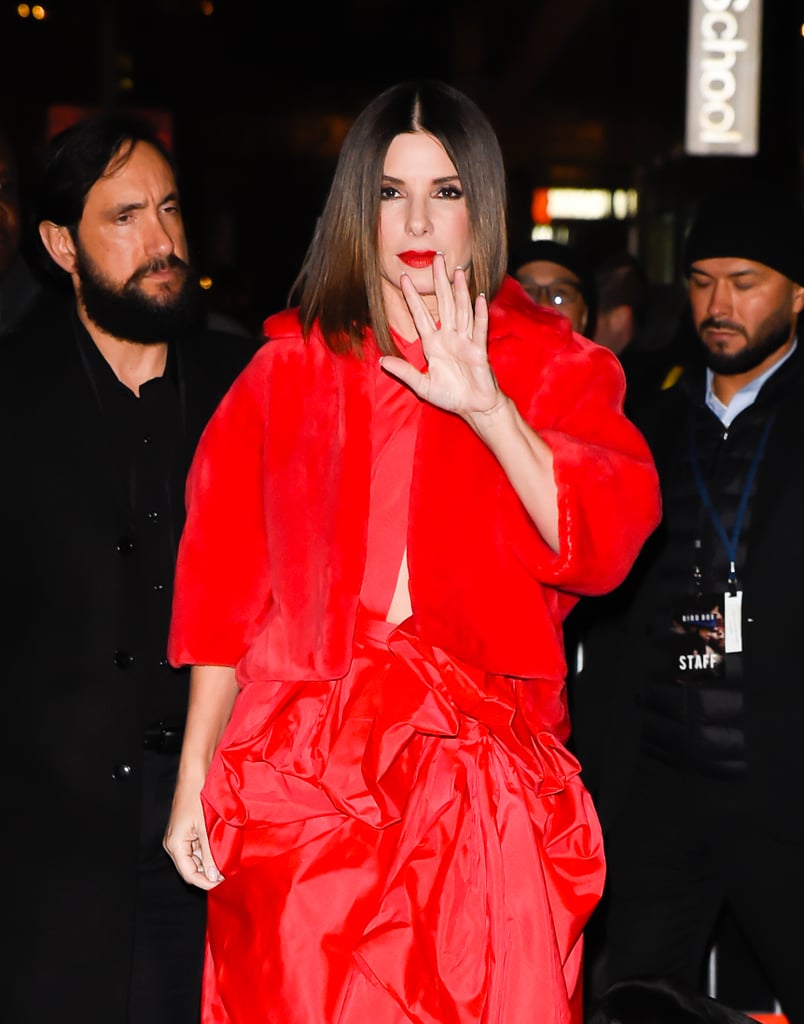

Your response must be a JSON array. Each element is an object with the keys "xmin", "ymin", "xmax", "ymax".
[
  {"xmin": 400, "ymin": 272, "xmax": 435, "ymax": 338},
  {"xmin": 431, "ymin": 253, "xmax": 455, "ymax": 330},
  {"xmin": 379, "ymin": 354, "xmax": 424, "ymax": 397},
  {"xmin": 432, "ymin": 254, "xmax": 473, "ymax": 336},
  {"xmin": 472, "ymin": 291, "xmax": 489, "ymax": 348},
  {"xmin": 401, "ymin": 253, "xmax": 474, "ymax": 345},
  {"xmin": 452, "ymin": 266, "xmax": 474, "ymax": 336}
]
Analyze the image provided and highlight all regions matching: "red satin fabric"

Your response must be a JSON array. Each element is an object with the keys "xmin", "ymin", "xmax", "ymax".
[{"xmin": 200, "ymin": 614, "xmax": 604, "ymax": 1023}]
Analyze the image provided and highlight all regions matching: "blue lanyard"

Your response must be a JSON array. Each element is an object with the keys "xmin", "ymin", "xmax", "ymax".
[{"xmin": 688, "ymin": 410, "xmax": 776, "ymax": 589}]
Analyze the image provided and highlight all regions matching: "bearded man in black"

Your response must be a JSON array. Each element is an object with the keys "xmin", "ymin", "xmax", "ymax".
[{"xmin": 0, "ymin": 113, "xmax": 256, "ymax": 1024}]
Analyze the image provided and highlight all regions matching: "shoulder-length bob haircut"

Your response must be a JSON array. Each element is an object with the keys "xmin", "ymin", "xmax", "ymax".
[{"xmin": 291, "ymin": 79, "xmax": 509, "ymax": 357}]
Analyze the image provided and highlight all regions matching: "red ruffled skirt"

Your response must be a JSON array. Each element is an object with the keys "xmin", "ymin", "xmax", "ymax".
[{"xmin": 200, "ymin": 616, "xmax": 604, "ymax": 1024}]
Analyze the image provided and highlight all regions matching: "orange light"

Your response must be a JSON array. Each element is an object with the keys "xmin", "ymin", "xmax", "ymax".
[{"xmin": 530, "ymin": 188, "xmax": 551, "ymax": 225}]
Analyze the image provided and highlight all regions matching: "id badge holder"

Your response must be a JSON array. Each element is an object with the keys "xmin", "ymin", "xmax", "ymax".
[{"xmin": 724, "ymin": 590, "xmax": 743, "ymax": 653}]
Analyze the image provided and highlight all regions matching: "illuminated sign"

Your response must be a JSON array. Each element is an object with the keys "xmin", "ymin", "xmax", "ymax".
[
  {"xmin": 685, "ymin": 0, "xmax": 762, "ymax": 156},
  {"xmin": 530, "ymin": 188, "xmax": 639, "ymax": 223}
]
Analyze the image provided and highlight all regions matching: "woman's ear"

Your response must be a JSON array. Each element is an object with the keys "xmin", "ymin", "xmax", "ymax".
[{"xmin": 39, "ymin": 221, "xmax": 77, "ymax": 275}]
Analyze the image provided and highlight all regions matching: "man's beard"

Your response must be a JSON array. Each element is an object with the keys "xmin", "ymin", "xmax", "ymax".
[
  {"xmin": 75, "ymin": 245, "xmax": 205, "ymax": 344},
  {"xmin": 700, "ymin": 311, "xmax": 795, "ymax": 376}
]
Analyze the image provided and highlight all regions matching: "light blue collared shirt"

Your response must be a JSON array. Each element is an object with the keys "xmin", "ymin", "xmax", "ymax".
[{"xmin": 705, "ymin": 338, "xmax": 798, "ymax": 427}]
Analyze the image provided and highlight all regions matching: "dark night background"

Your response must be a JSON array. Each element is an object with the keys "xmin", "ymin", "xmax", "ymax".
[
  {"xmin": 2, "ymin": 0, "xmax": 802, "ymax": 334},
  {"xmin": 1, "ymin": 1, "xmax": 803, "ymax": 1013}
]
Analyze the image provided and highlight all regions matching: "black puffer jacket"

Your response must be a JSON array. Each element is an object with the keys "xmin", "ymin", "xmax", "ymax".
[{"xmin": 570, "ymin": 342, "xmax": 804, "ymax": 840}]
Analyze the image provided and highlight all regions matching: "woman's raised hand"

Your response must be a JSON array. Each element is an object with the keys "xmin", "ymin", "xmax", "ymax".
[{"xmin": 380, "ymin": 254, "xmax": 506, "ymax": 424}]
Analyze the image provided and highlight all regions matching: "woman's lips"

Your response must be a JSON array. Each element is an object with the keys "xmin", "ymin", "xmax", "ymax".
[{"xmin": 398, "ymin": 250, "xmax": 437, "ymax": 268}]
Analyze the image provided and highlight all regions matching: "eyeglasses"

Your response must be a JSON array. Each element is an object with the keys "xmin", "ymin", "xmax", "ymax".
[{"xmin": 521, "ymin": 280, "xmax": 583, "ymax": 309}]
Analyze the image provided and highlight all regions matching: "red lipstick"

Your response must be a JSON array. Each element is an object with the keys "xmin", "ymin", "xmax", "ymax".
[{"xmin": 398, "ymin": 250, "xmax": 437, "ymax": 268}]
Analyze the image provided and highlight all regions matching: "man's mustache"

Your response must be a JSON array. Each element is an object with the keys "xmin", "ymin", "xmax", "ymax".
[
  {"xmin": 130, "ymin": 254, "xmax": 190, "ymax": 283},
  {"xmin": 700, "ymin": 317, "xmax": 744, "ymax": 336}
]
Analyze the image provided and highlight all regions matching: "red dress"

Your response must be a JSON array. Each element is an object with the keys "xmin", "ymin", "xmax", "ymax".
[
  {"xmin": 170, "ymin": 280, "xmax": 661, "ymax": 1024},
  {"xmin": 199, "ymin": 339, "xmax": 600, "ymax": 1024}
]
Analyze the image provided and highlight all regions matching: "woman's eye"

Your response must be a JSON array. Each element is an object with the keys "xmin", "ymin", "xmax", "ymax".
[
  {"xmin": 380, "ymin": 186, "xmax": 401, "ymax": 200},
  {"xmin": 437, "ymin": 185, "xmax": 463, "ymax": 199}
]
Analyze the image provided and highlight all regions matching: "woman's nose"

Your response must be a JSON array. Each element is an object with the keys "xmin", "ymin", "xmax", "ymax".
[{"xmin": 405, "ymin": 197, "xmax": 432, "ymax": 236}]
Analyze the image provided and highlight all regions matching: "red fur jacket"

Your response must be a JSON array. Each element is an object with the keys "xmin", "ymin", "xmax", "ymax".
[{"xmin": 169, "ymin": 276, "xmax": 660, "ymax": 703}]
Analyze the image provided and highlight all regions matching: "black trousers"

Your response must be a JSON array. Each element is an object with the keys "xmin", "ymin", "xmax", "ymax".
[
  {"xmin": 601, "ymin": 754, "xmax": 804, "ymax": 1024},
  {"xmin": 129, "ymin": 749, "xmax": 207, "ymax": 1024}
]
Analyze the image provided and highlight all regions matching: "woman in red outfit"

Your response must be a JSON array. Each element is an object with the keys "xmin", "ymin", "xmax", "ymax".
[{"xmin": 163, "ymin": 80, "xmax": 661, "ymax": 1024}]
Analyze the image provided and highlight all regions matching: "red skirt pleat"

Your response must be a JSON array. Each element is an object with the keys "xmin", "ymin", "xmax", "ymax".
[{"xmin": 199, "ymin": 617, "xmax": 604, "ymax": 1024}]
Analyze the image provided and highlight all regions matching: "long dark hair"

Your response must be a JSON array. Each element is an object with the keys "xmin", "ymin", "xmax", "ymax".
[{"xmin": 291, "ymin": 79, "xmax": 509, "ymax": 357}]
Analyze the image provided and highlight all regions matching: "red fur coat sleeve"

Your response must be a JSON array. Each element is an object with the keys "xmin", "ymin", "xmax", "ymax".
[{"xmin": 409, "ymin": 277, "xmax": 661, "ymax": 676}]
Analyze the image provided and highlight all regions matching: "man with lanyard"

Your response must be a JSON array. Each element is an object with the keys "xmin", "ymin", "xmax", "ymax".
[{"xmin": 568, "ymin": 187, "xmax": 804, "ymax": 1021}]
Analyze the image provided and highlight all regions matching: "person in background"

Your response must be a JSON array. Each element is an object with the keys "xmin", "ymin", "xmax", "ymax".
[
  {"xmin": 510, "ymin": 237, "xmax": 597, "ymax": 336},
  {"xmin": 570, "ymin": 188, "xmax": 804, "ymax": 1023},
  {"xmin": 593, "ymin": 249, "xmax": 690, "ymax": 412},
  {"xmin": 0, "ymin": 112, "xmax": 256, "ymax": 1024},
  {"xmin": 593, "ymin": 249, "xmax": 651, "ymax": 359},
  {"xmin": 162, "ymin": 78, "xmax": 660, "ymax": 1024},
  {"xmin": 0, "ymin": 128, "xmax": 46, "ymax": 335}
]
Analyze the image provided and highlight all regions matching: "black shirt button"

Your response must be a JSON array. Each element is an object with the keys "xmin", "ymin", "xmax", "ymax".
[
  {"xmin": 153, "ymin": 583, "xmax": 165, "ymax": 591},
  {"xmin": 159, "ymin": 658, "xmax": 170, "ymax": 668},
  {"xmin": 147, "ymin": 510, "xmax": 160, "ymax": 522},
  {"xmin": 116, "ymin": 537, "xmax": 135, "ymax": 555},
  {"xmin": 112, "ymin": 763, "xmax": 133, "ymax": 780},
  {"xmin": 113, "ymin": 650, "xmax": 134, "ymax": 669}
]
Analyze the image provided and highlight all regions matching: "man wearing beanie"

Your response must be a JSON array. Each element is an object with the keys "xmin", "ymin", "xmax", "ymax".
[
  {"xmin": 568, "ymin": 187, "xmax": 804, "ymax": 1021},
  {"xmin": 510, "ymin": 238, "xmax": 597, "ymax": 336}
]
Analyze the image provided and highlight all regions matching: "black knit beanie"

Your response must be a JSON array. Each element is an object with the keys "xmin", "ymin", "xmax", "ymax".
[
  {"xmin": 509, "ymin": 238, "xmax": 597, "ymax": 327},
  {"xmin": 683, "ymin": 188, "xmax": 804, "ymax": 286}
]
